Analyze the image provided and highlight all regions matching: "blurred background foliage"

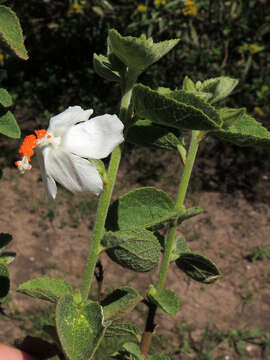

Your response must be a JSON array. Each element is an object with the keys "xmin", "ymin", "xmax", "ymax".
[{"xmin": 0, "ymin": 0, "xmax": 269, "ymax": 121}]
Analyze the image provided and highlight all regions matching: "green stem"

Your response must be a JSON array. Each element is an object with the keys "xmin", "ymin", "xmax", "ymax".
[
  {"xmin": 156, "ymin": 130, "xmax": 201, "ymax": 292},
  {"xmin": 80, "ymin": 68, "xmax": 137, "ymax": 302}
]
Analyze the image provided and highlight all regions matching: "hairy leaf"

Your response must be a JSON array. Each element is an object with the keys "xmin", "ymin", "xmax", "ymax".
[
  {"xmin": 102, "ymin": 286, "xmax": 142, "ymax": 321},
  {"xmin": 56, "ymin": 295, "xmax": 106, "ymax": 360},
  {"xmin": 147, "ymin": 286, "xmax": 180, "ymax": 316},
  {"xmin": 17, "ymin": 277, "xmax": 73, "ymax": 303},
  {"xmin": 0, "ymin": 110, "xmax": 20, "ymax": 138},
  {"xmin": 211, "ymin": 113, "xmax": 270, "ymax": 147},
  {"xmin": 104, "ymin": 229, "xmax": 161, "ymax": 272},
  {"xmin": 0, "ymin": 233, "xmax": 12, "ymax": 253},
  {"xmin": 176, "ymin": 253, "xmax": 221, "ymax": 284},
  {"xmin": 127, "ymin": 119, "xmax": 183, "ymax": 151},
  {"xmin": 0, "ymin": 5, "xmax": 28, "ymax": 59},
  {"xmin": 106, "ymin": 187, "xmax": 175, "ymax": 231},
  {"xmin": 0, "ymin": 88, "xmax": 12, "ymax": 107},
  {"xmin": 108, "ymin": 29, "xmax": 179, "ymax": 73},
  {"xmin": 133, "ymin": 84, "xmax": 221, "ymax": 131},
  {"xmin": 0, "ymin": 263, "xmax": 9, "ymax": 299}
]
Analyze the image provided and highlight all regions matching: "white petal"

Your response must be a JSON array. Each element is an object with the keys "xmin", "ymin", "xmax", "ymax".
[
  {"xmin": 36, "ymin": 147, "xmax": 57, "ymax": 201},
  {"xmin": 44, "ymin": 149, "xmax": 103, "ymax": 196},
  {"xmin": 47, "ymin": 106, "xmax": 94, "ymax": 137},
  {"xmin": 62, "ymin": 114, "xmax": 124, "ymax": 159}
]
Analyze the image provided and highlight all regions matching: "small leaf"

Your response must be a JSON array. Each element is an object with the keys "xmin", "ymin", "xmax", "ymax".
[
  {"xmin": 182, "ymin": 76, "xmax": 196, "ymax": 92},
  {"xmin": 148, "ymin": 355, "xmax": 171, "ymax": 360},
  {"xmin": 56, "ymin": 295, "xmax": 106, "ymax": 360},
  {"xmin": 102, "ymin": 286, "xmax": 142, "ymax": 321},
  {"xmin": 200, "ymin": 76, "xmax": 238, "ymax": 103},
  {"xmin": 0, "ymin": 251, "xmax": 16, "ymax": 265},
  {"xmin": 178, "ymin": 206, "xmax": 203, "ymax": 223},
  {"xmin": 17, "ymin": 277, "xmax": 73, "ymax": 303},
  {"xmin": 127, "ymin": 119, "xmax": 183, "ymax": 151},
  {"xmin": 147, "ymin": 285, "xmax": 180, "ymax": 316},
  {"xmin": 122, "ymin": 342, "xmax": 144, "ymax": 360},
  {"xmin": 93, "ymin": 53, "xmax": 120, "ymax": 82},
  {"xmin": 0, "ymin": 88, "xmax": 12, "ymax": 107},
  {"xmin": 170, "ymin": 237, "xmax": 190, "ymax": 262},
  {"xmin": 108, "ymin": 29, "xmax": 179, "ymax": 73},
  {"xmin": 0, "ymin": 263, "xmax": 9, "ymax": 300},
  {"xmin": 105, "ymin": 322, "xmax": 141, "ymax": 341},
  {"xmin": 106, "ymin": 187, "xmax": 175, "ymax": 231},
  {"xmin": 133, "ymin": 84, "xmax": 221, "ymax": 131},
  {"xmin": 176, "ymin": 253, "xmax": 221, "ymax": 284},
  {"xmin": 219, "ymin": 107, "xmax": 246, "ymax": 129},
  {"xmin": 211, "ymin": 113, "xmax": 270, "ymax": 147},
  {"xmin": 103, "ymin": 229, "xmax": 161, "ymax": 272},
  {"xmin": 0, "ymin": 110, "xmax": 20, "ymax": 138},
  {"xmin": 0, "ymin": 233, "xmax": 12, "ymax": 253},
  {"xmin": 0, "ymin": 5, "xmax": 28, "ymax": 60}
]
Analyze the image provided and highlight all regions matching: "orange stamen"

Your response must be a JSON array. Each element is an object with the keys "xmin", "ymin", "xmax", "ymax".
[{"xmin": 17, "ymin": 129, "xmax": 47, "ymax": 162}]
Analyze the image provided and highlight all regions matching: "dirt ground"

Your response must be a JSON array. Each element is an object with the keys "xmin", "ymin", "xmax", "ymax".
[{"xmin": 0, "ymin": 128, "xmax": 270, "ymax": 359}]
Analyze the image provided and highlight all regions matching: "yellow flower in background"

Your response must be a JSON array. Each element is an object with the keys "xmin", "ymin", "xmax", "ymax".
[
  {"xmin": 182, "ymin": 0, "xmax": 198, "ymax": 16},
  {"xmin": 154, "ymin": 0, "xmax": 166, "ymax": 7},
  {"xmin": 185, "ymin": 0, "xmax": 195, "ymax": 6},
  {"xmin": 67, "ymin": 2, "xmax": 84, "ymax": 15},
  {"xmin": 137, "ymin": 4, "xmax": 147, "ymax": 12},
  {"xmin": 249, "ymin": 43, "xmax": 260, "ymax": 55},
  {"xmin": 254, "ymin": 106, "xmax": 265, "ymax": 117}
]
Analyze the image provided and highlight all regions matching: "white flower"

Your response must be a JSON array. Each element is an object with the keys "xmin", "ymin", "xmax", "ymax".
[{"xmin": 16, "ymin": 106, "xmax": 124, "ymax": 200}]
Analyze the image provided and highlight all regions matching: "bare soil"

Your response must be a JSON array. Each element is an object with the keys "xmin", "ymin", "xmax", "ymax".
[{"xmin": 0, "ymin": 128, "xmax": 270, "ymax": 359}]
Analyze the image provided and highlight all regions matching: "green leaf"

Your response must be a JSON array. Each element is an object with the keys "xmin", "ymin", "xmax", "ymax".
[
  {"xmin": 133, "ymin": 84, "xmax": 221, "ymax": 131},
  {"xmin": 199, "ymin": 77, "xmax": 238, "ymax": 103},
  {"xmin": 211, "ymin": 113, "xmax": 270, "ymax": 147},
  {"xmin": 148, "ymin": 355, "xmax": 171, "ymax": 360},
  {"xmin": 105, "ymin": 322, "xmax": 141, "ymax": 341},
  {"xmin": 108, "ymin": 29, "xmax": 179, "ymax": 73},
  {"xmin": 176, "ymin": 253, "xmax": 221, "ymax": 284},
  {"xmin": 106, "ymin": 187, "xmax": 175, "ymax": 231},
  {"xmin": 102, "ymin": 286, "xmax": 142, "ymax": 320},
  {"xmin": 0, "ymin": 110, "xmax": 20, "ymax": 138},
  {"xmin": 0, "ymin": 251, "xmax": 16, "ymax": 265},
  {"xmin": 0, "ymin": 233, "xmax": 12, "ymax": 253},
  {"xmin": 0, "ymin": 88, "xmax": 12, "ymax": 107},
  {"xmin": 170, "ymin": 237, "xmax": 190, "ymax": 262},
  {"xmin": 127, "ymin": 119, "xmax": 183, "ymax": 151},
  {"xmin": 17, "ymin": 277, "xmax": 73, "ymax": 303},
  {"xmin": 0, "ymin": 263, "xmax": 9, "ymax": 300},
  {"xmin": 147, "ymin": 285, "xmax": 180, "ymax": 316},
  {"xmin": 93, "ymin": 53, "xmax": 120, "ymax": 82},
  {"xmin": 56, "ymin": 295, "xmax": 106, "ymax": 360},
  {"xmin": 122, "ymin": 342, "xmax": 144, "ymax": 360},
  {"xmin": 0, "ymin": 5, "xmax": 28, "ymax": 60},
  {"xmin": 103, "ymin": 229, "xmax": 161, "ymax": 272}
]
